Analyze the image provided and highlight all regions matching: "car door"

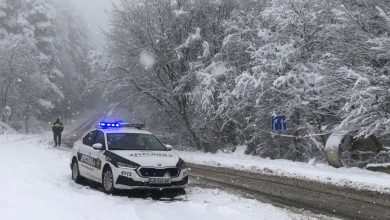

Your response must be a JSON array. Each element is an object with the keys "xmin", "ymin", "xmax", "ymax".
[
  {"xmin": 89, "ymin": 130, "xmax": 106, "ymax": 181},
  {"xmin": 78, "ymin": 130, "xmax": 97, "ymax": 180}
]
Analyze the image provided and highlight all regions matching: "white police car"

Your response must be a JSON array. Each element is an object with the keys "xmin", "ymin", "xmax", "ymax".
[{"xmin": 70, "ymin": 122, "xmax": 188, "ymax": 194}]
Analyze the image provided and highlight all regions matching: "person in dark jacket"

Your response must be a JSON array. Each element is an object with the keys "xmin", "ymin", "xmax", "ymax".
[{"xmin": 52, "ymin": 118, "xmax": 64, "ymax": 146}]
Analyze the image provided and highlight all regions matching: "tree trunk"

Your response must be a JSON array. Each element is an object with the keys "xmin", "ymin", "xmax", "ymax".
[
  {"xmin": 181, "ymin": 111, "xmax": 202, "ymax": 149},
  {"xmin": 25, "ymin": 117, "xmax": 28, "ymax": 134}
]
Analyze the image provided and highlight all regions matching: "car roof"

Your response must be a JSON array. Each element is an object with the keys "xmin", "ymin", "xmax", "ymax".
[{"xmin": 98, "ymin": 127, "xmax": 152, "ymax": 135}]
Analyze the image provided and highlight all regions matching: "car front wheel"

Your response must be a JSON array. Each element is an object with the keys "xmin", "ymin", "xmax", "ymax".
[
  {"xmin": 71, "ymin": 159, "xmax": 82, "ymax": 183},
  {"xmin": 102, "ymin": 167, "xmax": 115, "ymax": 194}
]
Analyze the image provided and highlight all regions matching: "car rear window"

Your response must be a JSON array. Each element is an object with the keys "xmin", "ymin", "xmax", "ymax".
[{"xmin": 82, "ymin": 130, "xmax": 97, "ymax": 146}]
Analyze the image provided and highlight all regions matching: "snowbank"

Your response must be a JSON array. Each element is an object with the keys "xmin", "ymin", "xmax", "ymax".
[
  {"xmin": 0, "ymin": 121, "xmax": 16, "ymax": 134},
  {"xmin": 175, "ymin": 146, "xmax": 390, "ymax": 193}
]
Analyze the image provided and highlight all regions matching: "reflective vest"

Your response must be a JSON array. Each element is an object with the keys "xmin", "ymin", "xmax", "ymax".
[{"xmin": 52, "ymin": 122, "xmax": 64, "ymax": 133}]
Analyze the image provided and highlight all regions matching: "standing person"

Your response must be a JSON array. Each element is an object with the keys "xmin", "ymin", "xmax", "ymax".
[{"xmin": 52, "ymin": 118, "xmax": 64, "ymax": 146}]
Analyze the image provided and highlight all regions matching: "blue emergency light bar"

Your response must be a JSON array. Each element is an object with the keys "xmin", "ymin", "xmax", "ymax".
[
  {"xmin": 98, "ymin": 122, "xmax": 121, "ymax": 128},
  {"xmin": 98, "ymin": 121, "xmax": 145, "ymax": 129}
]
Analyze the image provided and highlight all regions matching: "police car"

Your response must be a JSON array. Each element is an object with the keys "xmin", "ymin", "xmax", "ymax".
[{"xmin": 70, "ymin": 122, "xmax": 188, "ymax": 194}]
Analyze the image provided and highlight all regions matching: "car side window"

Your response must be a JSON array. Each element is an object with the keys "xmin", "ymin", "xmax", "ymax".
[
  {"xmin": 93, "ymin": 131, "xmax": 105, "ymax": 147},
  {"xmin": 137, "ymin": 136, "xmax": 146, "ymax": 147},
  {"xmin": 82, "ymin": 130, "xmax": 97, "ymax": 146}
]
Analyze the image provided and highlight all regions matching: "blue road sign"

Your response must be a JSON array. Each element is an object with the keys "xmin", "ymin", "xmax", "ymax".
[{"xmin": 272, "ymin": 115, "xmax": 287, "ymax": 131}]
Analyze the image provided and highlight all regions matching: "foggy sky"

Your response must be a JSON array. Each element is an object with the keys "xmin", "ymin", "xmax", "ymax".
[{"xmin": 69, "ymin": 0, "xmax": 118, "ymax": 46}]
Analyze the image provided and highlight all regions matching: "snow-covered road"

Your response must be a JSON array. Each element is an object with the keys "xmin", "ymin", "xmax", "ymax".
[{"xmin": 0, "ymin": 134, "xmax": 322, "ymax": 220}]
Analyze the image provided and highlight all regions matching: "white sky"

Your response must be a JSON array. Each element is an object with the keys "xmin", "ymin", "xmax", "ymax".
[{"xmin": 68, "ymin": 0, "xmax": 118, "ymax": 46}]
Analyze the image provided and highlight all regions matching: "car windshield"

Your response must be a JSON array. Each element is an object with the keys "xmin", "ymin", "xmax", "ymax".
[{"xmin": 106, "ymin": 133, "xmax": 167, "ymax": 151}]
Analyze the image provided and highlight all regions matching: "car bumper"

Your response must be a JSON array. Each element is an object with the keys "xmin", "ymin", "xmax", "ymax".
[{"xmin": 113, "ymin": 167, "xmax": 189, "ymax": 190}]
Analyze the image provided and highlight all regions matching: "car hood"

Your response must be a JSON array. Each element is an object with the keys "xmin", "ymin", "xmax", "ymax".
[{"xmin": 109, "ymin": 150, "xmax": 180, "ymax": 167}]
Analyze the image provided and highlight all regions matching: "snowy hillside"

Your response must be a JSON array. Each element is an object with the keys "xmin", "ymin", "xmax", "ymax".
[{"xmin": 2, "ymin": 0, "xmax": 390, "ymax": 167}]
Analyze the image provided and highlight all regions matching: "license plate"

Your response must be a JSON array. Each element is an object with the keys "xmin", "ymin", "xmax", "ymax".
[{"xmin": 149, "ymin": 178, "xmax": 172, "ymax": 185}]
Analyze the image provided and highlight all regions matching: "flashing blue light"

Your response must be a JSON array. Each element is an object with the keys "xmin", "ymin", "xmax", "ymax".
[
  {"xmin": 98, "ymin": 121, "xmax": 144, "ymax": 129},
  {"xmin": 99, "ymin": 121, "xmax": 121, "ymax": 128}
]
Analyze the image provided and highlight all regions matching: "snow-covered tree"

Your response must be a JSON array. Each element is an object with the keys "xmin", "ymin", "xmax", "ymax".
[
  {"xmin": 100, "ymin": 0, "xmax": 239, "ymax": 148},
  {"xmin": 0, "ymin": 0, "xmax": 91, "ymax": 131},
  {"xmin": 98, "ymin": 0, "xmax": 390, "ymax": 162}
]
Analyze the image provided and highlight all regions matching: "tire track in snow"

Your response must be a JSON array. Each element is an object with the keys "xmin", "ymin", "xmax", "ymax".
[{"xmin": 189, "ymin": 163, "xmax": 390, "ymax": 220}]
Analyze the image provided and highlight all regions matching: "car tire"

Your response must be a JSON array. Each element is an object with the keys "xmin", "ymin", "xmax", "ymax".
[
  {"xmin": 165, "ymin": 188, "xmax": 186, "ymax": 197},
  {"xmin": 173, "ymin": 188, "xmax": 186, "ymax": 195},
  {"xmin": 102, "ymin": 166, "xmax": 115, "ymax": 194},
  {"xmin": 71, "ymin": 159, "xmax": 83, "ymax": 184}
]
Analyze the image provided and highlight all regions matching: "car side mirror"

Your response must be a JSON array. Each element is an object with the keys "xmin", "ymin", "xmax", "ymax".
[
  {"xmin": 165, "ymin": 144, "xmax": 173, "ymax": 151},
  {"xmin": 92, "ymin": 143, "xmax": 104, "ymax": 150}
]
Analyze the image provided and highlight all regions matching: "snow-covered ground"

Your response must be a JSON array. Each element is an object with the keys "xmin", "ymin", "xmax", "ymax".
[
  {"xmin": 175, "ymin": 146, "xmax": 390, "ymax": 193},
  {"xmin": 0, "ymin": 134, "xmax": 323, "ymax": 220}
]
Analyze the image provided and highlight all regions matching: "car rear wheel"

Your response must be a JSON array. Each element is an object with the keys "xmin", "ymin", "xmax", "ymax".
[
  {"xmin": 71, "ymin": 159, "xmax": 82, "ymax": 184},
  {"xmin": 102, "ymin": 167, "xmax": 115, "ymax": 194}
]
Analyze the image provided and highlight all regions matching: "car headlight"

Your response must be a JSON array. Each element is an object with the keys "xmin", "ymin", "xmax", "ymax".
[
  {"xmin": 117, "ymin": 162, "xmax": 139, "ymax": 169},
  {"xmin": 176, "ymin": 158, "xmax": 187, "ymax": 169}
]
